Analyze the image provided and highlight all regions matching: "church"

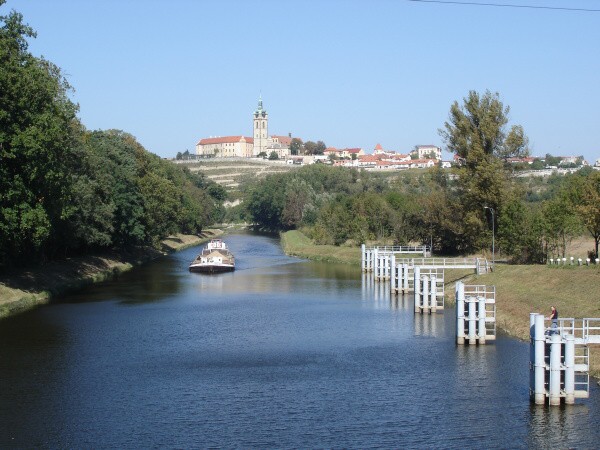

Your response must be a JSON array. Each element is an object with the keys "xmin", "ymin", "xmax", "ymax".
[{"xmin": 195, "ymin": 97, "xmax": 292, "ymax": 159}]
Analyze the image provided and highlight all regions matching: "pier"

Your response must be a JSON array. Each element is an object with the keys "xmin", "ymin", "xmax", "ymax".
[
  {"xmin": 529, "ymin": 314, "xmax": 600, "ymax": 405},
  {"xmin": 455, "ymin": 281, "xmax": 496, "ymax": 344}
]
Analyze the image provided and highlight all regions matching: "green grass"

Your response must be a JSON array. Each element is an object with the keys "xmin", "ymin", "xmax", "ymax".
[{"xmin": 280, "ymin": 230, "xmax": 361, "ymax": 265}]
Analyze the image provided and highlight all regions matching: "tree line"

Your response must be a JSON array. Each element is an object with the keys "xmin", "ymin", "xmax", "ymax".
[
  {"xmin": 0, "ymin": 5, "xmax": 225, "ymax": 267},
  {"xmin": 244, "ymin": 91, "xmax": 600, "ymax": 263}
]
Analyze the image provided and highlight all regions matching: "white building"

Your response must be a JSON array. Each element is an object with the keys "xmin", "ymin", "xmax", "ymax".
[
  {"xmin": 415, "ymin": 145, "xmax": 442, "ymax": 161},
  {"xmin": 195, "ymin": 136, "xmax": 253, "ymax": 158}
]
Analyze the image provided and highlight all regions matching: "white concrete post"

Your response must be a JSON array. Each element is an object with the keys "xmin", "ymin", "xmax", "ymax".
[
  {"xmin": 478, "ymin": 296, "xmax": 486, "ymax": 344},
  {"xmin": 390, "ymin": 254, "xmax": 396, "ymax": 288},
  {"xmin": 430, "ymin": 275, "xmax": 437, "ymax": 313},
  {"xmin": 413, "ymin": 266, "xmax": 421, "ymax": 313},
  {"xmin": 564, "ymin": 334, "xmax": 575, "ymax": 405},
  {"xmin": 529, "ymin": 313, "xmax": 536, "ymax": 397},
  {"xmin": 373, "ymin": 248, "xmax": 379, "ymax": 278},
  {"xmin": 549, "ymin": 333, "xmax": 562, "ymax": 406},
  {"xmin": 402, "ymin": 264, "xmax": 409, "ymax": 293},
  {"xmin": 422, "ymin": 275, "xmax": 429, "ymax": 314},
  {"xmin": 456, "ymin": 282, "xmax": 465, "ymax": 345},
  {"xmin": 390, "ymin": 260, "xmax": 396, "ymax": 293},
  {"xmin": 468, "ymin": 298, "xmax": 477, "ymax": 345},
  {"xmin": 361, "ymin": 244, "xmax": 366, "ymax": 272},
  {"xmin": 534, "ymin": 314, "xmax": 546, "ymax": 404}
]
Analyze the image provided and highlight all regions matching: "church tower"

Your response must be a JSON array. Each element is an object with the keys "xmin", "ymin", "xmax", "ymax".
[{"xmin": 253, "ymin": 95, "xmax": 268, "ymax": 156}]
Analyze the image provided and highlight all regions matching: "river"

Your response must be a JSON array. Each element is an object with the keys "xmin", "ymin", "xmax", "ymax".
[{"xmin": 1, "ymin": 232, "xmax": 599, "ymax": 448}]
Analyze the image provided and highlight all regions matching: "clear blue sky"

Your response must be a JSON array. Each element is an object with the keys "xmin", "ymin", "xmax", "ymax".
[{"xmin": 5, "ymin": 0, "xmax": 600, "ymax": 162}]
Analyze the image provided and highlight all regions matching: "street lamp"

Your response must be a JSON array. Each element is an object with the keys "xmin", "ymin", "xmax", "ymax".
[{"xmin": 484, "ymin": 206, "xmax": 495, "ymax": 271}]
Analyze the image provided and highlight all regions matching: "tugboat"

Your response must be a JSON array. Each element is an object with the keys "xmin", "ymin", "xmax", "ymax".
[{"xmin": 188, "ymin": 239, "xmax": 235, "ymax": 273}]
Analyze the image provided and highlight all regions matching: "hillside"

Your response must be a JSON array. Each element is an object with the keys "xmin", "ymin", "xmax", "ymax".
[{"xmin": 178, "ymin": 158, "xmax": 297, "ymax": 194}]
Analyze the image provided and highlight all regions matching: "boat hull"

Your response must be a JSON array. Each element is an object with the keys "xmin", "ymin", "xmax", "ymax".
[{"xmin": 189, "ymin": 264, "xmax": 235, "ymax": 274}]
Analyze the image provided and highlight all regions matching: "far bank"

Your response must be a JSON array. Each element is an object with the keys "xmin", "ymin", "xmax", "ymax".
[{"xmin": 0, "ymin": 230, "xmax": 222, "ymax": 320}]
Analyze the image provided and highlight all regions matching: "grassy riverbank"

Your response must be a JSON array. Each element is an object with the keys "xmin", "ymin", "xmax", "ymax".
[
  {"xmin": 280, "ymin": 230, "xmax": 361, "ymax": 265},
  {"xmin": 0, "ymin": 230, "xmax": 222, "ymax": 319},
  {"xmin": 282, "ymin": 230, "xmax": 600, "ymax": 378}
]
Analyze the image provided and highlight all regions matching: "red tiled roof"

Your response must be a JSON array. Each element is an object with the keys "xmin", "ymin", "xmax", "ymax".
[
  {"xmin": 272, "ymin": 135, "xmax": 292, "ymax": 145},
  {"xmin": 197, "ymin": 136, "xmax": 253, "ymax": 145},
  {"xmin": 374, "ymin": 143, "xmax": 383, "ymax": 150},
  {"xmin": 359, "ymin": 155, "xmax": 382, "ymax": 162}
]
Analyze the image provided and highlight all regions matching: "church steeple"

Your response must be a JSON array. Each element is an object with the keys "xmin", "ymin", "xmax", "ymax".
[{"xmin": 253, "ymin": 95, "xmax": 268, "ymax": 156}]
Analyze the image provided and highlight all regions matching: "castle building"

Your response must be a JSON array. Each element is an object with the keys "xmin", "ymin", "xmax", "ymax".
[{"xmin": 195, "ymin": 97, "xmax": 290, "ymax": 159}]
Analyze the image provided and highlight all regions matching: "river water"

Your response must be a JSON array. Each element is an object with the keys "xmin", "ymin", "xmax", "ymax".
[{"xmin": 1, "ymin": 232, "xmax": 599, "ymax": 448}]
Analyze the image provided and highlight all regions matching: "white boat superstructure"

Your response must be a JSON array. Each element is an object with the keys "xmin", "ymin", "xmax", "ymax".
[{"xmin": 188, "ymin": 239, "xmax": 235, "ymax": 273}]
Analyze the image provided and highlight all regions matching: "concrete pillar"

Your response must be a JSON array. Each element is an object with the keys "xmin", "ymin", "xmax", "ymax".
[
  {"xmin": 423, "ymin": 275, "xmax": 430, "ymax": 314},
  {"xmin": 402, "ymin": 264, "xmax": 409, "ymax": 293},
  {"xmin": 529, "ymin": 313, "xmax": 536, "ymax": 398},
  {"xmin": 456, "ymin": 282, "xmax": 465, "ymax": 345},
  {"xmin": 478, "ymin": 296, "xmax": 486, "ymax": 344},
  {"xmin": 430, "ymin": 275, "xmax": 437, "ymax": 313},
  {"xmin": 549, "ymin": 333, "xmax": 562, "ymax": 406},
  {"xmin": 373, "ymin": 248, "xmax": 378, "ymax": 278},
  {"xmin": 390, "ymin": 254, "xmax": 396, "ymax": 289},
  {"xmin": 468, "ymin": 298, "xmax": 477, "ymax": 345},
  {"xmin": 534, "ymin": 314, "xmax": 546, "ymax": 404},
  {"xmin": 564, "ymin": 334, "xmax": 575, "ymax": 405},
  {"xmin": 413, "ymin": 266, "xmax": 421, "ymax": 313},
  {"xmin": 361, "ymin": 244, "xmax": 366, "ymax": 272}
]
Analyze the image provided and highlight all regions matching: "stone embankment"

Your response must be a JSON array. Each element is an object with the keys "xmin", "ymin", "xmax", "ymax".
[{"xmin": 0, "ymin": 230, "xmax": 221, "ymax": 319}]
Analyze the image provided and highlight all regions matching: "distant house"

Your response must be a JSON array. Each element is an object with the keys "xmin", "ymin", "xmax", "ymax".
[
  {"xmin": 415, "ymin": 145, "xmax": 442, "ymax": 161},
  {"xmin": 506, "ymin": 156, "xmax": 536, "ymax": 164},
  {"xmin": 559, "ymin": 156, "xmax": 579, "ymax": 165},
  {"xmin": 325, "ymin": 147, "xmax": 365, "ymax": 159},
  {"xmin": 410, "ymin": 158, "xmax": 437, "ymax": 169}
]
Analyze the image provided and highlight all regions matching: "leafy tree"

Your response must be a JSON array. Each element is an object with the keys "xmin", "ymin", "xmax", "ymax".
[
  {"xmin": 572, "ymin": 171, "xmax": 600, "ymax": 258},
  {"xmin": 542, "ymin": 189, "xmax": 581, "ymax": 258},
  {"xmin": 544, "ymin": 154, "xmax": 561, "ymax": 167},
  {"xmin": 303, "ymin": 141, "xmax": 326, "ymax": 155},
  {"xmin": 440, "ymin": 90, "xmax": 529, "ymax": 164},
  {"xmin": 0, "ymin": 5, "xmax": 80, "ymax": 263},
  {"xmin": 268, "ymin": 151, "xmax": 279, "ymax": 160},
  {"xmin": 439, "ymin": 90, "xmax": 528, "ymax": 254},
  {"xmin": 498, "ymin": 195, "xmax": 545, "ymax": 263},
  {"xmin": 281, "ymin": 178, "xmax": 315, "ymax": 228},
  {"xmin": 289, "ymin": 138, "xmax": 302, "ymax": 156}
]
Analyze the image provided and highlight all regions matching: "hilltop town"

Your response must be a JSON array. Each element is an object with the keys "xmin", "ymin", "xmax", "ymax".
[{"xmin": 179, "ymin": 97, "xmax": 599, "ymax": 173}]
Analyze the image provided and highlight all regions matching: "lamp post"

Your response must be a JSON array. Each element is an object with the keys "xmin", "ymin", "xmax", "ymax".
[{"xmin": 484, "ymin": 206, "xmax": 495, "ymax": 271}]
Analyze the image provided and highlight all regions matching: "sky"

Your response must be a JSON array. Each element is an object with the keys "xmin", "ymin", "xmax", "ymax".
[{"xmin": 4, "ymin": 0, "xmax": 600, "ymax": 163}]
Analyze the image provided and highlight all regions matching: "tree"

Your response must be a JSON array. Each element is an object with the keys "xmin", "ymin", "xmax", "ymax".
[
  {"xmin": 439, "ymin": 90, "xmax": 528, "ymax": 254},
  {"xmin": 440, "ymin": 90, "xmax": 529, "ymax": 164},
  {"xmin": 290, "ymin": 138, "xmax": 302, "ymax": 156},
  {"xmin": 573, "ymin": 171, "xmax": 600, "ymax": 258},
  {"xmin": 0, "ymin": 5, "xmax": 80, "ymax": 263},
  {"xmin": 302, "ymin": 140, "xmax": 326, "ymax": 155},
  {"xmin": 268, "ymin": 151, "xmax": 279, "ymax": 160}
]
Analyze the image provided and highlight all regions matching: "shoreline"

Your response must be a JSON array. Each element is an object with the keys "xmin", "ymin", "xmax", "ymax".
[{"xmin": 0, "ymin": 230, "xmax": 222, "ymax": 320}]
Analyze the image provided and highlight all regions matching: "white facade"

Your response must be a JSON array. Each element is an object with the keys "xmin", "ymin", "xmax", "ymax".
[
  {"xmin": 416, "ymin": 145, "xmax": 442, "ymax": 160},
  {"xmin": 195, "ymin": 136, "xmax": 253, "ymax": 158}
]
